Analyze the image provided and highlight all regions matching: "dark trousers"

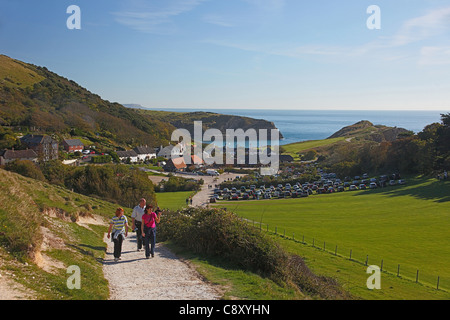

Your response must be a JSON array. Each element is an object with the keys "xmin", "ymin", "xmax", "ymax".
[
  {"xmin": 112, "ymin": 234, "xmax": 124, "ymax": 258},
  {"xmin": 135, "ymin": 221, "xmax": 143, "ymax": 250},
  {"xmin": 143, "ymin": 226, "xmax": 156, "ymax": 257}
]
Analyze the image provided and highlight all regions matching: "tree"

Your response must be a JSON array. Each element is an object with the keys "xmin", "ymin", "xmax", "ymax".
[{"xmin": 5, "ymin": 160, "xmax": 46, "ymax": 181}]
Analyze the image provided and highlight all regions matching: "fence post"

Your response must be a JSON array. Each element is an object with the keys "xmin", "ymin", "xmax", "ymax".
[
  {"xmin": 365, "ymin": 255, "xmax": 369, "ymax": 266},
  {"xmin": 302, "ymin": 235, "xmax": 305, "ymax": 244},
  {"xmin": 381, "ymin": 259, "xmax": 384, "ymax": 272},
  {"xmin": 323, "ymin": 241, "xmax": 326, "ymax": 251},
  {"xmin": 416, "ymin": 270, "xmax": 419, "ymax": 283},
  {"xmin": 350, "ymin": 249, "xmax": 352, "ymax": 260},
  {"xmin": 335, "ymin": 245, "xmax": 337, "ymax": 256},
  {"xmin": 397, "ymin": 264, "xmax": 400, "ymax": 277},
  {"xmin": 437, "ymin": 276, "xmax": 440, "ymax": 290}
]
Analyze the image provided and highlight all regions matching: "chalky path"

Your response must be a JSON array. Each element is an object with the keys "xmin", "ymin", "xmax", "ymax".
[{"xmin": 103, "ymin": 233, "xmax": 220, "ymax": 300}]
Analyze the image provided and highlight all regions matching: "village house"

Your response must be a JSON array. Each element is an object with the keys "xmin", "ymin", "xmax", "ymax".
[
  {"xmin": 157, "ymin": 143, "xmax": 185, "ymax": 159},
  {"xmin": 116, "ymin": 150, "xmax": 139, "ymax": 163},
  {"xmin": 62, "ymin": 139, "xmax": 84, "ymax": 153},
  {"xmin": 133, "ymin": 146, "xmax": 157, "ymax": 162},
  {"xmin": 163, "ymin": 155, "xmax": 204, "ymax": 172},
  {"xmin": 0, "ymin": 149, "xmax": 38, "ymax": 165},
  {"xmin": 20, "ymin": 134, "xmax": 58, "ymax": 161}
]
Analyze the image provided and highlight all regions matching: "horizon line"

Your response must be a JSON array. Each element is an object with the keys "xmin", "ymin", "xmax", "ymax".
[{"xmin": 123, "ymin": 105, "xmax": 449, "ymax": 112}]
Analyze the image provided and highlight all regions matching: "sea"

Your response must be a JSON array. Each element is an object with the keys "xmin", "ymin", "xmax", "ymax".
[{"xmin": 149, "ymin": 108, "xmax": 447, "ymax": 146}]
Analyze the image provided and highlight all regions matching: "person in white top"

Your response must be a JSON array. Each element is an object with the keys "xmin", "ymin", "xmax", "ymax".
[{"xmin": 131, "ymin": 198, "xmax": 146, "ymax": 251}]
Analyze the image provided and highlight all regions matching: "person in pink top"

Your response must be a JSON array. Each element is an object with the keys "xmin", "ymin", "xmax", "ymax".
[{"xmin": 141, "ymin": 204, "xmax": 162, "ymax": 258}]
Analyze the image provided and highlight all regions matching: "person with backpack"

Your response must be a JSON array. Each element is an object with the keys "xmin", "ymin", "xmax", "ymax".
[
  {"xmin": 141, "ymin": 205, "xmax": 162, "ymax": 258},
  {"xmin": 107, "ymin": 207, "xmax": 129, "ymax": 262}
]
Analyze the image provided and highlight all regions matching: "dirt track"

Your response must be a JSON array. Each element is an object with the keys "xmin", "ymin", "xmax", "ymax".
[
  {"xmin": 102, "ymin": 233, "xmax": 221, "ymax": 300},
  {"xmin": 103, "ymin": 172, "xmax": 241, "ymax": 300}
]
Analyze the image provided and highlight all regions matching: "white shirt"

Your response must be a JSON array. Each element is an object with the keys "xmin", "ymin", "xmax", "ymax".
[{"xmin": 131, "ymin": 205, "xmax": 145, "ymax": 222}]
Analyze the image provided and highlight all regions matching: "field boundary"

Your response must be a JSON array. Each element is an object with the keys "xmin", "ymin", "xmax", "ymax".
[{"xmin": 240, "ymin": 216, "xmax": 449, "ymax": 293}]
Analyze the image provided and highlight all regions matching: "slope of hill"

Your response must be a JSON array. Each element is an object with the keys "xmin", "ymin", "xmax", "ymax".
[
  {"xmin": 136, "ymin": 109, "xmax": 284, "ymax": 139},
  {"xmin": 0, "ymin": 55, "xmax": 176, "ymax": 149},
  {"xmin": 0, "ymin": 54, "xmax": 282, "ymax": 150},
  {"xmin": 0, "ymin": 168, "xmax": 118, "ymax": 299},
  {"xmin": 328, "ymin": 120, "xmax": 412, "ymax": 142},
  {"xmin": 282, "ymin": 120, "xmax": 413, "ymax": 161}
]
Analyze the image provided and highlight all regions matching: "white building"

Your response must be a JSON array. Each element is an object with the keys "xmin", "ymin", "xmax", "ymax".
[
  {"xmin": 116, "ymin": 150, "xmax": 139, "ymax": 163},
  {"xmin": 133, "ymin": 146, "xmax": 157, "ymax": 162},
  {"xmin": 158, "ymin": 143, "xmax": 185, "ymax": 159}
]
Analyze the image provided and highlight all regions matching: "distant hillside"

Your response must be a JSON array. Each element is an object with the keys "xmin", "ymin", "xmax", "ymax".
[
  {"xmin": 0, "ymin": 55, "xmax": 176, "ymax": 148},
  {"xmin": 282, "ymin": 120, "xmax": 413, "ymax": 162},
  {"xmin": 0, "ymin": 55, "xmax": 282, "ymax": 150},
  {"xmin": 136, "ymin": 109, "xmax": 283, "ymax": 139},
  {"xmin": 328, "ymin": 120, "xmax": 412, "ymax": 142}
]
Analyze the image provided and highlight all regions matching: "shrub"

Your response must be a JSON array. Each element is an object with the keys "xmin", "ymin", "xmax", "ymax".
[
  {"xmin": 158, "ymin": 207, "xmax": 288, "ymax": 279},
  {"xmin": 158, "ymin": 207, "xmax": 351, "ymax": 299}
]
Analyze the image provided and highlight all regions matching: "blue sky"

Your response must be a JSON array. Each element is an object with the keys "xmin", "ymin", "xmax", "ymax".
[{"xmin": 1, "ymin": 0, "xmax": 450, "ymax": 111}]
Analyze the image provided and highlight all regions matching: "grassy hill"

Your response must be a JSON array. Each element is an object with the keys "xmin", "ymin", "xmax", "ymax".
[
  {"xmin": 0, "ymin": 55, "xmax": 176, "ymax": 149},
  {"xmin": 0, "ymin": 54, "xmax": 282, "ymax": 151},
  {"xmin": 0, "ymin": 168, "xmax": 118, "ymax": 299},
  {"xmin": 136, "ymin": 109, "xmax": 283, "ymax": 139},
  {"xmin": 281, "ymin": 120, "xmax": 413, "ymax": 162}
]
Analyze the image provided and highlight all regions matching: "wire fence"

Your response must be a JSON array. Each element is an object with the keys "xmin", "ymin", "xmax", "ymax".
[{"xmin": 241, "ymin": 216, "xmax": 449, "ymax": 293}]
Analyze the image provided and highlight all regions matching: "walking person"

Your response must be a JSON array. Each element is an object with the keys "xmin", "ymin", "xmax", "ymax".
[
  {"xmin": 107, "ymin": 208, "xmax": 129, "ymax": 262},
  {"xmin": 131, "ymin": 198, "xmax": 146, "ymax": 251},
  {"xmin": 141, "ymin": 204, "xmax": 162, "ymax": 258}
]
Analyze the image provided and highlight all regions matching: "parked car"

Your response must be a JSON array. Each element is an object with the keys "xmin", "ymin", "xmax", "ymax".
[
  {"xmin": 349, "ymin": 185, "xmax": 358, "ymax": 191},
  {"xmin": 389, "ymin": 180, "xmax": 397, "ymax": 186},
  {"xmin": 231, "ymin": 194, "xmax": 239, "ymax": 200},
  {"xmin": 209, "ymin": 197, "xmax": 216, "ymax": 203},
  {"xmin": 359, "ymin": 184, "xmax": 367, "ymax": 190},
  {"xmin": 369, "ymin": 182, "xmax": 377, "ymax": 189},
  {"xmin": 398, "ymin": 179, "xmax": 406, "ymax": 185},
  {"xmin": 242, "ymin": 193, "xmax": 250, "ymax": 200},
  {"xmin": 299, "ymin": 191, "xmax": 309, "ymax": 197}
]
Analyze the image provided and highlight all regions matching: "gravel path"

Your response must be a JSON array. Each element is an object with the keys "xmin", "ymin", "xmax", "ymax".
[
  {"xmin": 104, "ymin": 173, "xmax": 245, "ymax": 300},
  {"xmin": 190, "ymin": 173, "xmax": 242, "ymax": 207},
  {"xmin": 103, "ymin": 233, "xmax": 221, "ymax": 300}
]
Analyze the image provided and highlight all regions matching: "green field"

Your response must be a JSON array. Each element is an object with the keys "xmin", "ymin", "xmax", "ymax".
[
  {"xmin": 156, "ymin": 191, "xmax": 195, "ymax": 211},
  {"xmin": 215, "ymin": 176, "xmax": 450, "ymax": 299},
  {"xmin": 282, "ymin": 137, "xmax": 345, "ymax": 160}
]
